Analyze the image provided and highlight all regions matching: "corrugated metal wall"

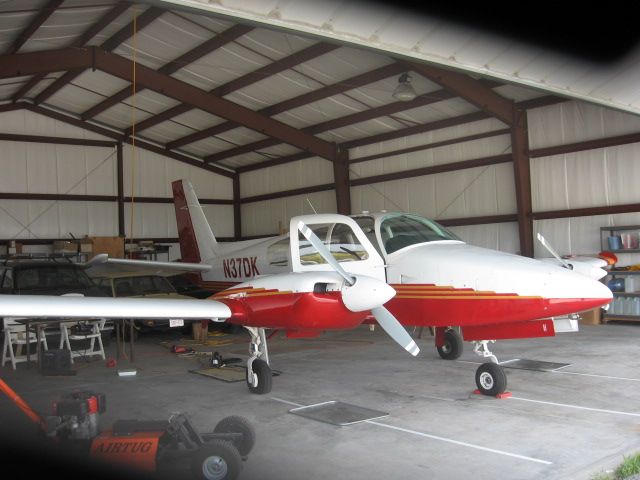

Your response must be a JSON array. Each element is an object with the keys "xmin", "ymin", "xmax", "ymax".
[{"xmin": 0, "ymin": 110, "xmax": 233, "ymax": 260}]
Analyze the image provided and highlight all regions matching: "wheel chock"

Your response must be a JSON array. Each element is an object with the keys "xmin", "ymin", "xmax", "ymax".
[{"xmin": 472, "ymin": 389, "xmax": 512, "ymax": 399}]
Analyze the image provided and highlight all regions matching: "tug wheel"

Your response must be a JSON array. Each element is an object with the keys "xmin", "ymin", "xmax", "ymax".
[
  {"xmin": 246, "ymin": 359, "xmax": 272, "ymax": 395},
  {"xmin": 214, "ymin": 416, "xmax": 256, "ymax": 457},
  {"xmin": 192, "ymin": 439, "xmax": 241, "ymax": 480},
  {"xmin": 436, "ymin": 328, "xmax": 463, "ymax": 360},
  {"xmin": 475, "ymin": 362, "xmax": 507, "ymax": 396}
]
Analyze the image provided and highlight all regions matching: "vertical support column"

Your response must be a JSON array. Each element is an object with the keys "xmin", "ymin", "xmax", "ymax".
[
  {"xmin": 233, "ymin": 173, "xmax": 242, "ymax": 240},
  {"xmin": 116, "ymin": 142, "xmax": 125, "ymax": 237},
  {"xmin": 333, "ymin": 145, "xmax": 351, "ymax": 215},
  {"xmin": 511, "ymin": 108, "xmax": 534, "ymax": 257}
]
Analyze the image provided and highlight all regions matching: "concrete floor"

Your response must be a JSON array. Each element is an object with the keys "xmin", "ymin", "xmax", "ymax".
[{"xmin": 1, "ymin": 322, "xmax": 639, "ymax": 480}]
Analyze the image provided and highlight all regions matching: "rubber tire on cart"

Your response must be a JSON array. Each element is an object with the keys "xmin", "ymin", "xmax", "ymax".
[
  {"xmin": 191, "ymin": 439, "xmax": 242, "ymax": 480},
  {"xmin": 246, "ymin": 358, "xmax": 272, "ymax": 395},
  {"xmin": 475, "ymin": 362, "xmax": 507, "ymax": 396},
  {"xmin": 436, "ymin": 328, "xmax": 463, "ymax": 360},
  {"xmin": 214, "ymin": 416, "xmax": 256, "ymax": 457}
]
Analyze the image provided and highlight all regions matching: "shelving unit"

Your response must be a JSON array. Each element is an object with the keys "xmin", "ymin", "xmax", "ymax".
[{"xmin": 600, "ymin": 225, "xmax": 640, "ymax": 323}]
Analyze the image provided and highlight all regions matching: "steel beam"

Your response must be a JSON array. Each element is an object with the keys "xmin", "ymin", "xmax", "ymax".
[
  {"xmin": 166, "ymin": 62, "xmax": 406, "ymax": 150},
  {"xmin": 81, "ymin": 24, "xmax": 253, "ymax": 120},
  {"xmin": 407, "ymin": 61, "xmax": 514, "ymax": 125},
  {"xmin": 11, "ymin": 1, "xmax": 132, "ymax": 102},
  {"xmin": 127, "ymin": 42, "xmax": 340, "ymax": 137},
  {"xmin": 33, "ymin": 5, "xmax": 163, "ymax": 105},
  {"xmin": 510, "ymin": 108, "xmax": 534, "ymax": 257},
  {"xmin": 333, "ymin": 147, "xmax": 351, "ymax": 214},
  {"xmin": 90, "ymin": 49, "xmax": 336, "ymax": 160},
  {"xmin": 5, "ymin": 0, "xmax": 64, "ymax": 55}
]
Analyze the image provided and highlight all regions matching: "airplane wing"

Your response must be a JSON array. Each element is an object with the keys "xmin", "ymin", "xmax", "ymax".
[
  {"xmin": 0, "ymin": 294, "xmax": 230, "ymax": 321},
  {"xmin": 82, "ymin": 254, "xmax": 211, "ymax": 279}
]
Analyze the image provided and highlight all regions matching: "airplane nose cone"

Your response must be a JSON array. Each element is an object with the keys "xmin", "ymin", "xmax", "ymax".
[{"xmin": 341, "ymin": 276, "xmax": 396, "ymax": 312}]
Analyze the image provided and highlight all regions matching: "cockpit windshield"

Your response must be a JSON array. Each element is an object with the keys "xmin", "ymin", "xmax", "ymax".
[{"xmin": 379, "ymin": 214, "xmax": 461, "ymax": 254}]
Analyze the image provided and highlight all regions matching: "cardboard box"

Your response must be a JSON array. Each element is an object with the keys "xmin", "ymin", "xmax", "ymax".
[
  {"xmin": 89, "ymin": 236, "xmax": 124, "ymax": 259},
  {"xmin": 579, "ymin": 308, "xmax": 601, "ymax": 325},
  {"xmin": 79, "ymin": 239, "xmax": 93, "ymax": 253},
  {"xmin": 7, "ymin": 241, "xmax": 22, "ymax": 255}
]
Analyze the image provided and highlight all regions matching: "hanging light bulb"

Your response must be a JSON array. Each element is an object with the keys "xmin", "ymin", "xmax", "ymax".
[{"xmin": 392, "ymin": 73, "xmax": 416, "ymax": 101}]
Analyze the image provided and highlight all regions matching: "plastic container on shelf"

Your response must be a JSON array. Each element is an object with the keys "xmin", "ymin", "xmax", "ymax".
[
  {"xmin": 634, "ymin": 298, "xmax": 640, "ymax": 316},
  {"xmin": 608, "ymin": 235, "xmax": 622, "ymax": 250}
]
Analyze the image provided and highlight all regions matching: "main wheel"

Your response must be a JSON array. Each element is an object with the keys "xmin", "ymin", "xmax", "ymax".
[
  {"xmin": 191, "ymin": 440, "xmax": 241, "ymax": 480},
  {"xmin": 436, "ymin": 328, "xmax": 463, "ymax": 360},
  {"xmin": 214, "ymin": 416, "xmax": 256, "ymax": 457},
  {"xmin": 475, "ymin": 362, "xmax": 507, "ymax": 396},
  {"xmin": 246, "ymin": 358, "xmax": 272, "ymax": 394}
]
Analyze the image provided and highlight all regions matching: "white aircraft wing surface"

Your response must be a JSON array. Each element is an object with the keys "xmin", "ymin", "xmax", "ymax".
[
  {"xmin": 83, "ymin": 254, "xmax": 211, "ymax": 279},
  {"xmin": 0, "ymin": 295, "xmax": 230, "ymax": 320}
]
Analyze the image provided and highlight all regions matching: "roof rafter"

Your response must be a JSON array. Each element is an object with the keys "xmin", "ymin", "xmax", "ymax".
[
  {"xmin": 203, "ymin": 83, "xmax": 481, "ymax": 164},
  {"xmin": 6, "ymin": 0, "xmax": 64, "ymax": 54},
  {"xmin": 166, "ymin": 62, "xmax": 406, "ymax": 150},
  {"xmin": 406, "ymin": 61, "xmax": 514, "ymax": 125},
  {"xmin": 0, "ymin": 47, "xmax": 338, "ymax": 161},
  {"xmin": 124, "ymin": 41, "xmax": 340, "ymax": 137},
  {"xmin": 81, "ymin": 23, "xmax": 254, "ymax": 121},
  {"xmin": 33, "ymin": 5, "xmax": 163, "ymax": 105},
  {"xmin": 235, "ymin": 95, "xmax": 566, "ymax": 173},
  {"xmin": 10, "ymin": 1, "xmax": 132, "ymax": 102}
]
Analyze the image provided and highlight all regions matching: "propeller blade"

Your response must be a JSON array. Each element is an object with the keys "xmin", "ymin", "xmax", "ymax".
[
  {"xmin": 536, "ymin": 233, "xmax": 572, "ymax": 270},
  {"xmin": 371, "ymin": 306, "xmax": 420, "ymax": 356},
  {"xmin": 297, "ymin": 220, "xmax": 355, "ymax": 286}
]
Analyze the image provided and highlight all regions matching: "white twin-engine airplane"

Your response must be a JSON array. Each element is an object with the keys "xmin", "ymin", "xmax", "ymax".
[{"xmin": 0, "ymin": 180, "xmax": 612, "ymax": 397}]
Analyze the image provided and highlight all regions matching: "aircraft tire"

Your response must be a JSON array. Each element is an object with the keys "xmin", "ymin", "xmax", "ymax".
[
  {"xmin": 246, "ymin": 359, "xmax": 272, "ymax": 395},
  {"xmin": 475, "ymin": 362, "xmax": 507, "ymax": 396},
  {"xmin": 214, "ymin": 416, "xmax": 256, "ymax": 457},
  {"xmin": 192, "ymin": 439, "xmax": 241, "ymax": 480},
  {"xmin": 436, "ymin": 328, "xmax": 463, "ymax": 360}
]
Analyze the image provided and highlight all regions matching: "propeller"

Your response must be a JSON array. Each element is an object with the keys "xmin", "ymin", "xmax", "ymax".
[
  {"xmin": 536, "ymin": 233, "xmax": 573, "ymax": 270},
  {"xmin": 297, "ymin": 221, "xmax": 420, "ymax": 357}
]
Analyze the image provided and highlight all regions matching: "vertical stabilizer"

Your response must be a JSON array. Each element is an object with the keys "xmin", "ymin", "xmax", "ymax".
[{"xmin": 172, "ymin": 180, "xmax": 219, "ymax": 263}]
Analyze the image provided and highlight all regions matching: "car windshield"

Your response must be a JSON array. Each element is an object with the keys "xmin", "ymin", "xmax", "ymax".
[
  {"xmin": 15, "ymin": 266, "xmax": 95, "ymax": 291},
  {"xmin": 380, "ymin": 214, "xmax": 460, "ymax": 254},
  {"xmin": 114, "ymin": 276, "xmax": 176, "ymax": 297}
]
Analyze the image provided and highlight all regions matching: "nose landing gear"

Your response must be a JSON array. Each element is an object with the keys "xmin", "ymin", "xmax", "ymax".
[{"xmin": 472, "ymin": 340, "xmax": 507, "ymax": 396}]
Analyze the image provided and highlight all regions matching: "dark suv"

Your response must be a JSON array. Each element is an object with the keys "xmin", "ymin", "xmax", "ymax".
[{"xmin": 0, "ymin": 260, "xmax": 106, "ymax": 297}]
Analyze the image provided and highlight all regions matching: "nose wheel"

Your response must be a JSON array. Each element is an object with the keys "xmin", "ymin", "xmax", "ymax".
[
  {"xmin": 244, "ymin": 327, "xmax": 272, "ymax": 394},
  {"xmin": 436, "ymin": 328, "xmax": 463, "ymax": 360},
  {"xmin": 472, "ymin": 340, "xmax": 507, "ymax": 396}
]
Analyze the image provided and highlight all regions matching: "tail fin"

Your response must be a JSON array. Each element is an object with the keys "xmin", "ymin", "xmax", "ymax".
[{"xmin": 172, "ymin": 179, "xmax": 219, "ymax": 263}]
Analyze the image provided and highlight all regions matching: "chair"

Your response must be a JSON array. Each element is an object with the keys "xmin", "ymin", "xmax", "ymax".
[
  {"xmin": 59, "ymin": 319, "xmax": 106, "ymax": 364},
  {"xmin": 2, "ymin": 317, "xmax": 49, "ymax": 370}
]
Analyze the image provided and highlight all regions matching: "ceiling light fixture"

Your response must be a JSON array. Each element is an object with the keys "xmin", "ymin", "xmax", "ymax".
[{"xmin": 392, "ymin": 73, "xmax": 417, "ymax": 101}]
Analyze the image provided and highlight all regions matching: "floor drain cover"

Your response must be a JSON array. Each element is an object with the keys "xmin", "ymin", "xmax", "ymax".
[
  {"xmin": 500, "ymin": 359, "xmax": 571, "ymax": 372},
  {"xmin": 289, "ymin": 401, "xmax": 388, "ymax": 426}
]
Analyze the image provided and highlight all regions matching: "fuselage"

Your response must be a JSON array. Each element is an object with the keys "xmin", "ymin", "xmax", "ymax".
[{"xmin": 195, "ymin": 212, "xmax": 612, "ymax": 331}]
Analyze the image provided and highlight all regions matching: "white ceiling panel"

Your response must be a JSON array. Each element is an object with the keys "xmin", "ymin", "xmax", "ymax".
[
  {"xmin": 235, "ymin": 27, "xmax": 314, "ymax": 59},
  {"xmin": 224, "ymin": 69, "xmax": 325, "ymax": 111},
  {"xmin": 21, "ymin": 4, "xmax": 116, "ymax": 52},
  {"xmin": 46, "ymin": 83, "xmax": 108, "ymax": 113},
  {"xmin": 71, "ymin": 69, "xmax": 130, "ymax": 98}
]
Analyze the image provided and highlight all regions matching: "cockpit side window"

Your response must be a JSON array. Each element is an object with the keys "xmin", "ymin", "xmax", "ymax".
[
  {"xmin": 381, "ymin": 214, "xmax": 460, "ymax": 254},
  {"xmin": 297, "ymin": 222, "xmax": 369, "ymax": 265},
  {"xmin": 353, "ymin": 216, "xmax": 383, "ymax": 256}
]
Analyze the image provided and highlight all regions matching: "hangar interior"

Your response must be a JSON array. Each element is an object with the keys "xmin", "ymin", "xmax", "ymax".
[{"xmin": 0, "ymin": 1, "xmax": 639, "ymax": 480}]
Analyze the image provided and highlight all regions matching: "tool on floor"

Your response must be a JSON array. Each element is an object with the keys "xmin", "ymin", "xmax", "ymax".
[{"xmin": 0, "ymin": 378, "xmax": 254, "ymax": 480}]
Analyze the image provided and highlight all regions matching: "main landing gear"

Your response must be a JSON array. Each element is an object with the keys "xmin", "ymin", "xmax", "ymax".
[
  {"xmin": 436, "ymin": 327, "xmax": 463, "ymax": 360},
  {"xmin": 244, "ymin": 327, "xmax": 272, "ymax": 394},
  {"xmin": 472, "ymin": 340, "xmax": 507, "ymax": 396}
]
